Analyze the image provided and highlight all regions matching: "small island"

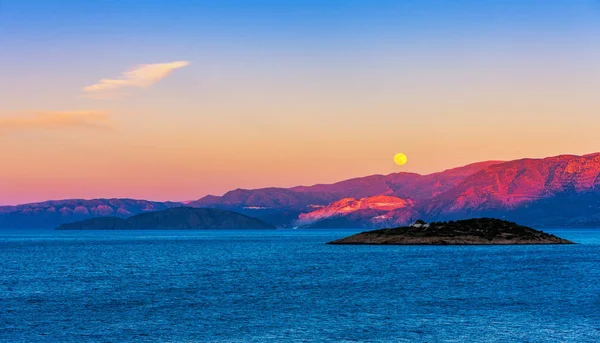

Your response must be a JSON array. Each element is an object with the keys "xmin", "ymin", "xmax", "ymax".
[
  {"xmin": 328, "ymin": 218, "xmax": 574, "ymax": 245},
  {"xmin": 56, "ymin": 207, "xmax": 275, "ymax": 230}
]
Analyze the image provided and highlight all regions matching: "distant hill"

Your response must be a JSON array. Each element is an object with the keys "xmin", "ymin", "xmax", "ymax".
[
  {"xmin": 56, "ymin": 207, "xmax": 275, "ymax": 230},
  {"xmin": 0, "ymin": 199, "xmax": 182, "ymax": 229}
]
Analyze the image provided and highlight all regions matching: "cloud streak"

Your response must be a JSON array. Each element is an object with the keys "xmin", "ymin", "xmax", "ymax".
[
  {"xmin": 83, "ymin": 61, "xmax": 190, "ymax": 98},
  {"xmin": 0, "ymin": 111, "xmax": 113, "ymax": 131}
]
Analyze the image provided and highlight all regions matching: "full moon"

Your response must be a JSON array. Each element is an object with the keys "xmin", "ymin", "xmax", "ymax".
[{"xmin": 394, "ymin": 153, "xmax": 407, "ymax": 166}]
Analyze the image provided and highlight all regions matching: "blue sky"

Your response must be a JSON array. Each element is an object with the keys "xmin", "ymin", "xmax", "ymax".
[{"xmin": 1, "ymin": 0, "xmax": 600, "ymax": 204}]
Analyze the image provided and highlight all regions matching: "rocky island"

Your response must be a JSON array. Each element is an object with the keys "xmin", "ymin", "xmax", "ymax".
[
  {"xmin": 56, "ymin": 207, "xmax": 275, "ymax": 230},
  {"xmin": 328, "ymin": 218, "xmax": 574, "ymax": 245}
]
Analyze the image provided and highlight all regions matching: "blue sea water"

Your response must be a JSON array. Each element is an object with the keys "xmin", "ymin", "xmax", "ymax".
[{"xmin": 1, "ymin": 228, "xmax": 600, "ymax": 342}]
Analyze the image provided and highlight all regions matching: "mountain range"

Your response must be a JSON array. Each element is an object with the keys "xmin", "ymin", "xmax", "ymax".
[
  {"xmin": 2, "ymin": 153, "xmax": 599, "ymax": 229},
  {"xmin": 0, "ymin": 199, "xmax": 182, "ymax": 229}
]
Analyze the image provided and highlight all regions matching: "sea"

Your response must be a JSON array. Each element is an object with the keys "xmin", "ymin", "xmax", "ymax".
[{"xmin": 1, "ymin": 228, "xmax": 599, "ymax": 342}]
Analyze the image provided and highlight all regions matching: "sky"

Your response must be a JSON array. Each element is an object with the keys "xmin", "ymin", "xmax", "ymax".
[{"xmin": 1, "ymin": 0, "xmax": 599, "ymax": 205}]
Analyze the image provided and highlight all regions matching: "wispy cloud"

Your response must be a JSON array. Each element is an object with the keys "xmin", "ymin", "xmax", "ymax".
[
  {"xmin": 83, "ymin": 61, "xmax": 190, "ymax": 98},
  {"xmin": 0, "ymin": 111, "xmax": 113, "ymax": 131}
]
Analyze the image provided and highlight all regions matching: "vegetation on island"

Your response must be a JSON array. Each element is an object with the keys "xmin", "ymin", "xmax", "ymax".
[{"xmin": 328, "ymin": 218, "xmax": 574, "ymax": 245}]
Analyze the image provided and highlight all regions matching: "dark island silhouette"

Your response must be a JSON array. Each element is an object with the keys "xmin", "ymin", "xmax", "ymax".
[
  {"xmin": 328, "ymin": 218, "xmax": 574, "ymax": 245},
  {"xmin": 56, "ymin": 207, "xmax": 275, "ymax": 230}
]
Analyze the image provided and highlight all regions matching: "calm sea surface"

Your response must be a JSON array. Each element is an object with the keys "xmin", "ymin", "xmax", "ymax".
[{"xmin": 1, "ymin": 228, "xmax": 600, "ymax": 342}]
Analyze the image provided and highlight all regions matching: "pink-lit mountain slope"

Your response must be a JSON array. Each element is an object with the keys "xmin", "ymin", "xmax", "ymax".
[
  {"xmin": 189, "ymin": 188, "xmax": 337, "ymax": 210},
  {"xmin": 426, "ymin": 153, "xmax": 600, "ymax": 216},
  {"xmin": 292, "ymin": 161, "xmax": 503, "ymax": 200},
  {"xmin": 300, "ymin": 153, "xmax": 600, "ymax": 228},
  {"xmin": 297, "ymin": 196, "xmax": 414, "ymax": 225},
  {"xmin": 189, "ymin": 161, "xmax": 501, "ymax": 210}
]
